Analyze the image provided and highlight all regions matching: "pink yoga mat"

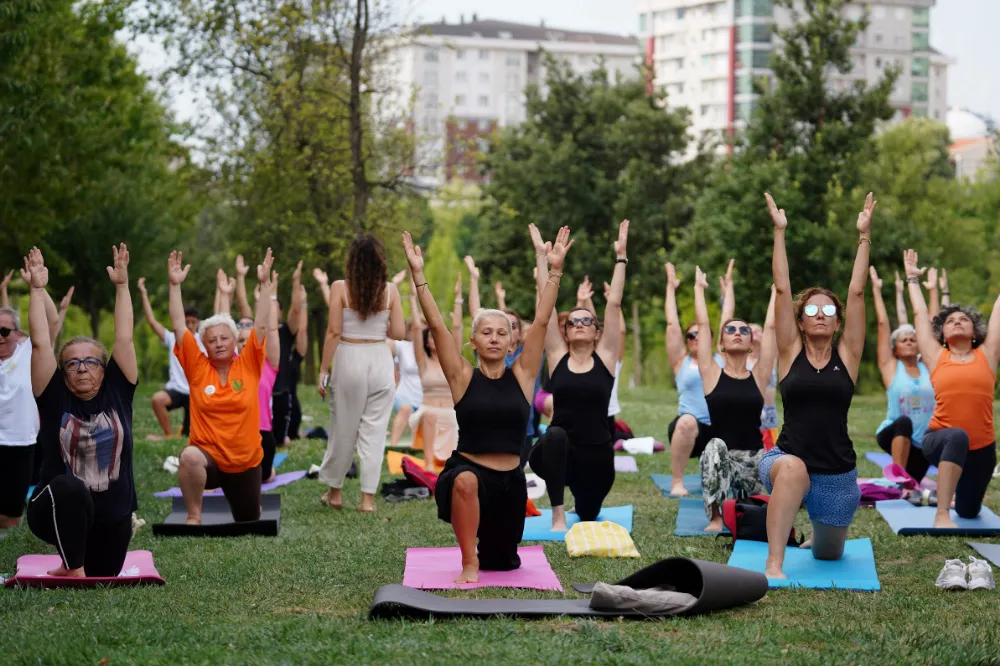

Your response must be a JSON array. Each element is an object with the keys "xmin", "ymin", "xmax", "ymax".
[
  {"xmin": 154, "ymin": 470, "xmax": 307, "ymax": 498},
  {"xmin": 614, "ymin": 456, "xmax": 639, "ymax": 473},
  {"xmin": 403, "ymin": 545, "xmax": 562, "ymax": 591},
  {"xmin": 4, "ymin": 550, "xmax": 165, "ymax": 589}
]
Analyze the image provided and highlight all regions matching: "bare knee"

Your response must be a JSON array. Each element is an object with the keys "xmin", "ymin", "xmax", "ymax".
[
  {"xmin": 674, "ymin": 415, "xmax": 698, "ymax": 441},
  {"xmin": 179, "ymin": 446, "xmax": 207, "ymax": 470},
  {"xmin": 152, "ymin": 392, "xmax": 170, "ymax": 409},
  {"xmin": 398, "ymin": 403, "xmax": 412, "ymax": 419},
  {"xmin": 452, "ymin": 471, "xmax": 478, "ymax": 500},
  {"xmin": 422, "ymin": 412, "xmax": 438, "ymax": 431},
  {"xmin": 772, "ymin": 455, "xmax": 809, "ymax": 490}
]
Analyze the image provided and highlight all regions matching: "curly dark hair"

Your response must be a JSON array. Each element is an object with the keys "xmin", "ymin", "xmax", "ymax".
[
  {"xmin": 345, "ymin": 235, "xmax": 388, "ymax": 319},
  {"xmin": 932, "ymin": 304, "xmax": 988, "ymax": 348}
]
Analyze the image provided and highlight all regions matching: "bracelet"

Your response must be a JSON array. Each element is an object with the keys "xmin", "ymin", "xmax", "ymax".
[
  {"xmin": 616, "ymin": 257, "xmax": 628, "ymax": 265},
  {"xmin": 548, "ymin": 271, "xmax": 563, "ymax": 278},
  {"xmin": 907, "ymin": 277, "xmax": 920, "ymax": 285},
  {"xmin": 415, "ymin": 282, "xmax": 427, "ymax": 289},
  {"xmin": 858, "ymin": 235, "xmax": 871, "ymax": 246}
]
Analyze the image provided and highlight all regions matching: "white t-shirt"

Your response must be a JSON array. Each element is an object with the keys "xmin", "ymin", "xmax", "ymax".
[
  {"xmin": 0, "ymin": 340, "xmax": 39, "ymax": 446},
  {"xmin": 607, "ymin": 360, "xmax": 624, "ymax": 418},
  {"xmin": 394, "ymin": 340, "xmax": 423, "ymax": 407},
  {"xmin": 163, "ymin": 330, "xmax": 205, "ymax": 395}
]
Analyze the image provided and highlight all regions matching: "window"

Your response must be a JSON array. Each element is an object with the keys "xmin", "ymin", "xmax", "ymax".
[
  {"xmin": 478, "ymin": 72, "xmax": 490, "ymax": 84},
  {"xmin": 639, "ymin": 13, "xmax": 647, "ymax": 33},
  {"xmin": 478, "ymin": 95, "xmax": 489, "ymax": 107},
  {"xmin": 874, "ymin": 33, "xmax": 883, "ymax": 45},
  {"xmin": 875, "ymin": 57, "xmax": 883, "ymax": 70},
  {"xmin": 455, "ymin": 71, "xmax": 468, "ymax": 83},
  {"xmin": 911, "ymin": 57, "xmax": 929, "ymax": 77},
  {"xmin": 911, "ymin": 81, "xmax": 929, "ymax": 102},
  {"xmin": 478, "ymin": 119, "xmax": 491, "ymax": 131},
  {"xmin": 677, "ymin": 7, "xmax": 685, "ymax": 19},
  {"xmin": 739, "ymin": 23, "xmax": 773, "ymax": 44},
  {"xmin": 478, "ymin": 49, "xmax": 490, "ymax": 60},
  {"xmin": 424, "ymin": 92, "xmax": 438, "ymax": 108},
  {"xmin": 455, "ymin": 94, "xmax": 467, "ymax": 106},
  {"xmin": 457, "ymin": 120, "xmax": 468, "ymax": 130},
  {"xmin": 873, "ymin": 7, "xmax": 886, "ymax": 20},
  {"xmin": 506, "ymin": 73, "xmax": 520, "ymax": 89},
  {"xmin": 423, "ymin": 71, "xmax": 438, "ymax": 86},
  {"xmin": 737, "ymin": 75, "xmax": 753, "ymax": 95},
  {"xmin": 738, "ymin": 49, "xmax": 771, "ymax": 70},
  {"xmin": 455, "ymin": 49, "xmax": 466, "ymax": 60},
  {"xmin": 894, "ymin": 8, "xmax": 906, "ymax": 21},
  {"xmin": 913, "ymin": 7, "xmax": 930, "ymax": 27},
  {"xmin": 735, "ymin": 0, "xmax": 772, "ymax": 18},
  {"xmin": 424, "ymin": 48, "xmax": 439, "ymax": 62},
  {"xmin": 506, "ymin": 54, "xmax": 521, "ymax": 66},
  {"xmin": 912, "ymin": 31, "xmax": 929, "ymax": 51},
  {"xmin": 738, "ymin": 101, "xmax": 754, "ymax": 122},
  {"xmin": 912, "ymin": 106, "xmax": 928, "ymax": 118}
]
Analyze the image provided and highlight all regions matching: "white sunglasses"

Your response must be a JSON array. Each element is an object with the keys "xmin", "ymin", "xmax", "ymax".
[{"xmin": 803, "ymin": 304, "xmax": 837, "ymax": 317}]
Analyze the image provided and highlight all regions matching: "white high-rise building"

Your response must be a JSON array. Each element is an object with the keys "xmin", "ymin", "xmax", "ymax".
[
  {"xmin": 388, "ymin": 16, "xmax": 639, "ymax": 186},
  {"xmin": 635, "ymin": 1, "xmax": 950, "ymax": 141}
]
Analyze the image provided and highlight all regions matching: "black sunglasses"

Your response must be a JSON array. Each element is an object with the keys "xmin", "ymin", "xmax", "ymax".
[
  {"xmin": 62, "ymin": 357, "xmax": 105, "ymax": 372},
  {"xmin": 724, "ymin": 325, "xmax": 752, "ymax": 336},
  {"xmin": 0, "ymin": 327, "xmax": 14, "ymax": 338},
  {"xmin": 567, "ymin": 317, "xmax": 597, "ymax": 328},
  {"xmin": 685, "ymin": 331, "xmax": 698, "ymax": 340}
]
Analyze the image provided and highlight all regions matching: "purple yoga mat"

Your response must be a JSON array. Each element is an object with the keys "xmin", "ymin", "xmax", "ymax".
[
  {"xmin": 4, "ymin": 550, "xmax": 165, "ymax": 588},
  {"xmin": 403, "ymin": 545, "xmax": 563, "ymax": 591},
  {"xmin": 153, "ymin": 470, "xmax": 307, "ymax": 498},
  {"xmin": 614, "ymin": 456, "xmax": 639, "ymax": 473}
]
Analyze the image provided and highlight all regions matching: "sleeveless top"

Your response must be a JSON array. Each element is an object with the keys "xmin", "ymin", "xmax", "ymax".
[
  {"xmin": 421, "ymin": 362, "xmax": 452, "ymax": 402},
  {"xmin": 876, "ymin": 360, "xmax": 935, "ymax": 448},
  {"xmin": 777, "ymin": 347, "xmax": 855, "ymax": 474},
  {"xmin": 342, "ymin": 285, "xmax": 391, "ymax": 341},
  {"xmin": 705, "ymin": 371, "xmax": 764, "ymax": 452},
  {"xmin": 454, "ymin": 368, "xmax": 529, "ymax": 456},
  {"xmin": 394, "ymin": 340, "xmax": 423, "ymax": 406},
  {"xmin": 675, "ymin": 354, "xmax": 724, "ymax": 424},
  {"xmin": 929, "ymin": 349, "xmax": 995, "ymax": 450},
  {"xmin": 549, "ymin": 353, "xmax": 616, "ymax": 447}
]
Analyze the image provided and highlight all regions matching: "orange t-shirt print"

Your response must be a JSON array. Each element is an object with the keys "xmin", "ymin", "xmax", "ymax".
[{"xmin": 175, "ymin": 329, "xmax": 265, "ymax": 472}]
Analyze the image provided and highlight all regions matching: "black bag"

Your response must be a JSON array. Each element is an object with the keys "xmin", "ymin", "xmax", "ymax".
[{"xmin": 722, "ymin": 495, "xmax": 800, "ymax": 546}]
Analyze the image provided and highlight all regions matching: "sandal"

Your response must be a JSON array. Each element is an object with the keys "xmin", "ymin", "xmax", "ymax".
[{"xmin": 320, "ymin": 490, "xmax": 343, "ymax": 510}]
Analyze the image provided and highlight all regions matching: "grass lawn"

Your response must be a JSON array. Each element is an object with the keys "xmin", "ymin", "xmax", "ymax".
[{"xmin": 3, "ymin": 385, "xmax": 1000, "ymax": 665}]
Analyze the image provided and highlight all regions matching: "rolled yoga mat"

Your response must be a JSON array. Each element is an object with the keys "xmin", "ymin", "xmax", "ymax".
[
  {"xmin": 371, "ymin": 557, "xmax": 768, "ymax": 620},
  {"xmin": 152, "ymin": 494, "xmax": 281, "ymax": 537},
  {"xmin": 876, "ymin": 499, "xmax": 1000, "ymax": 536},
  {"xmin": 403, "ymin": 545, "xmax": 562, "ymax": 591},
  {"xmin": 521, "ymin": 505, "xmax": 633, "ymax": 542},
  {"xmin": 674, "ymin": 497, "xmax": 730, "ymax": 537},
  {"xmin": 726, "ymin": 538, "xmax": 880, "ymax": 591},
  {"xmin": 864, "ymin": 451, "xmax": 937, "ymax": 477},
  {"xmin": 614, "ymin": 456, "xmax": 639, "ymax": 473},
  {"xmin": 651, "ymin": 473, "xmax": 702, "ymax": 497},
  {"xmin": 154, "ymin": 470, "xmax": 305, "ymax": 498},
  {"xmin": 3, "ymin": 550, "xmax": 165, "ymax": 589}
]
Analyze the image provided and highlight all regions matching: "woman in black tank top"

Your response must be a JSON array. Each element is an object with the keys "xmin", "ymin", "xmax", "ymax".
[
  {"xmin": 528, "ymin": 220, "xmax": 630, "ymax": 531},
  {"xmin": 402, "ymin": 225, "xmax": 570, "ymax": 584},
  {"xmin": 762, "ymin": 192, "xmax": 875, "ymax": 580},
  {"xmin": 692, "ymin": 267, "xmax": 778, "ymax": 533}
]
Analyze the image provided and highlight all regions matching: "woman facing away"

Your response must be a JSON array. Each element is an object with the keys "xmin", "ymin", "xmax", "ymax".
[
  {"xmin": 317, "ymin": 235, "xmax": 405, "ymax": 513},
  {"xmin": 403, "ymin": 225, "xmax": 567, "ymax": 584}
]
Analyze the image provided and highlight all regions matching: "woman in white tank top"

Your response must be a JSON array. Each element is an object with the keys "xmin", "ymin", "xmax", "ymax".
[{"xmin": 317, "ymin": 236, "xmax": 405, "ymax": 512}]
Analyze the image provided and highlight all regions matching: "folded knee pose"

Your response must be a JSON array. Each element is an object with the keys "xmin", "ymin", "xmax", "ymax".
[
  {"xmin": 870, "ymin": 267, "xmax": 936, "ymax": 484},
  {"xmin": 403, "ymin": 225, "xmax": 566, "ymax": 584},
  {"xmin": 693, "ymin": 268, "xmax": 777, "ymax": 532},
  {"xmin": 762, "ymin": 192, "xmax": 875, "ymax": 579},
  {"xmin": 317, "ymin": 236, "xmax": 406, "ymax": 512},
  {"xmin": 170, "ymin": 249, "xmax": 280, "ymax": 525},
  {"xmin": 902, "ymin": 249, "xmax": 1000, "ymax": 527},
  {"xmin": 25, "ymin": 245, "xmax": 138, "ymax": 577},
  {"xmin": 529, "ymin": 220, "xmax": 629, "ymax": 530}
]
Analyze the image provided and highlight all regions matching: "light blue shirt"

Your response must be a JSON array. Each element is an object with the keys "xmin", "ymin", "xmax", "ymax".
[
  {"xmin": 877, "ymin": 360, "xmax": 936, "ymax": 448},
  {"xmin": 675, "ymin": 354, "xmax": 723, "ymax": 424}
]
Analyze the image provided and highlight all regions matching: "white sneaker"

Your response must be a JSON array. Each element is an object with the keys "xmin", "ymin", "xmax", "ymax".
[
  {"xmin": 936, "ymin": 559, "xmax": 968, "ymax": 590},
  {"xmin": 967, "ymin": 556, "xmax": 996, "ymax": 590}
]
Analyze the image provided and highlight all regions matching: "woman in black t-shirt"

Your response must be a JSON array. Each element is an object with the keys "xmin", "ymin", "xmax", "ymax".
[{"xmin": 23, "ymin": 245, "xmax": 138, "ymax": 578}]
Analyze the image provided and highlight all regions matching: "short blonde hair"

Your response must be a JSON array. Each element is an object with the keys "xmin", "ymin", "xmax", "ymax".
[
  {"xmin": 198, "ymin": 314, "xmax": 239, "ymax": 341},
  {"xmin": 471, "ymin": 308, "xmax": 512, "ymax": 338}
]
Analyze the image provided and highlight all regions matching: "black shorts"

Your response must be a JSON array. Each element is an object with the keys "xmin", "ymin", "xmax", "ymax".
[
  {"xmin": 193, "ymin": 447, "xmax": 262, "ymax": 523},
  {"xmin": 0, "ymin": 445, "xmax": 34, "ymax": 518},
  {"xmin": 667, "ymin": 414, "xmax": 714, "ymax": 458},
  {"xmin": 434, "ymin": 452, "xmax": 527, "ymax": 571},
  {"xmin": 165, "ymin": 389, "xmax": 190, "ymax": 411}
]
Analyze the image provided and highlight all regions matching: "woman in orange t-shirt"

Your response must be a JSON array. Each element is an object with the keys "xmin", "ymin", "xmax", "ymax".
[
  {"xmin": 904, "ymin": 249, "xmax": 999, "ymax": 528},
  {"xmin": 167, "ymin": 249, "xmax": 281, "ymax": 525}
]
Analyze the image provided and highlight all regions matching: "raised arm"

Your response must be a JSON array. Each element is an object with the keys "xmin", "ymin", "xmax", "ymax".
[
  {"xmin": 716, "ymin": 259, "xmax": 735, "ymax": 351},
  {"xmin": 530, "ymin": 224, "xmax": 568, "ymax": 372},
  {"xmin": 263, "ymin": 274, "xmax": 281, "ymax": 368},
  {"xmin": 939, "ymin": 269, "xmax": 951, "ymax": 307},
  {"xmin": 216, "ymin": 269, "xmax": 235, "ymax": 316},
  {"xmin": 0, "ymin": 270, "xmax": 11, "ymax": 308},
  {"xmin": 105, "ymin": 244, "xmax": 137, "ymax": 383},
  {"xmin": 837, "ymin": 193, "xmax": 874, "ymax": 381},
  {"xmin": 234, "ymin": 255, "xmax": 253, "ymax": 320},
  {"xmin": 494, "ymin": 281, "xmax": 507, "ymax": 311},
  {"xmin": 295, "ymin": 285, "xmax": 308, "ymax": 356},
  {"xmin": 693, "ymin": 266, "xmax": 720, "ymax": 388},
  {"xmin": 313, "ymin": 268, "xmax": 331, "ymax": 307},
  {"xmin": 167, "ymin": 251, "xmax": 193, "ymax": 344},
  {"xmin": 22, "ymin": 249, "xmax": 57, "ymax": 395},
  {"xmin": 664, "ymin": 262, "xmax": 686, "ymax": 374},
  {"xmin": 606, "ymin": 281, "xmax": 627, "ymax": 361},
  {"xmin": 903, "ymin": 249, "xmax": 943, "ymax": 371},
  {"xmin": 597, "ymin": 220, "xmax": 628, "ymax": 371},
  {"xmin": 753, "ymin": 284, "xmax": 778, "ymax": 395},
  {"xmin": 451, "ymin": 272, "xmax": 464, "ymax": 351},
  {"xmin": 576, "ymin": 276, "xmax": 596, "ymax": 312},
  {"xmin": 317, "ymin": 281, "xmax": 344, "ymax": 398},
  {"xmin": 253, "ymin": 249, "xmax": 277, "ymax": 353},
  {"xmin": 137, "ymin": 278, "xmax": 167, "ymax": 341},
  {"xmin": 924, "ymin": 267, "xmax": 940, "ymax": 319},
  {"xmin": 52, "ymin": 286, "xmax": 74, "ymax": 345},
  {"xmin": 894, "ymin": 271, "xmax": 909, "ymax": 327},
  {"xmin": 464, "ymin": 256, "xmax": 481, "ymax": 318},
  {"xmin": 287, "ymin": 260, "xmax": 304, "ymax": 334},
  {"xmin": 767, "ymin": 193, "xmax": 801, "ymax": 373},
  {"xmin": 409, "ymin": 284, "xmax": 428, "ymax": 373},
  {"xmin": 870, "ymin": 267, "xmax": 896, "ymax": 389}
]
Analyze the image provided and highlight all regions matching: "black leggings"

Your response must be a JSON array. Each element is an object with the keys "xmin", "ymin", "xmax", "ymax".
[
  {"xmin": 922, "ymin": 429, "xmax": 997, "ymax": 519},
  {"xmin": 288, "ymin": 388, "xmax": 302, "ymax": 440},
  {"xmin": 271, "ymin": 392, "xmax": 292, "ymax": 444},
  {"xmin": 528, "ymin": 426, "xmax": 615, "ymax": 521},
  {"xmin": 27, "ymin": 475, "xmax": 132, "ymax": 576},
  {"xmin": 261, "ymin": 430, "xmax": 277, "ymax": 480},
  {"xmin": 0, "ymin": 445, "xmax": 34, "ymax": 518},
  {"xmin": 196, "ymin": 447, "xmax": 263, "ymax": 522},
  {"xmin": 875, "ymin": 416, "xmax": 932, "ymax": 482}
]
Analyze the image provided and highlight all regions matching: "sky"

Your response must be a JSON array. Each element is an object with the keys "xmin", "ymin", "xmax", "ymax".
[{"xmin": 135, "ymin": 0, "xmax": 999, "ymax": 123}]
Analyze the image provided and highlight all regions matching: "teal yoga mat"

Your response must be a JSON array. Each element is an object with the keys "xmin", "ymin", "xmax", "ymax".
[
  {"xmin": 521, "ymin": 505, "xmax": 633, "ymax": 542},
  {"xmin": 273, "ymin": 453, "xmax": 288, "ymax": 469},
  {"xmin": 876, "ymin": 499, "xmax": 1000, "ymax": 536},
  {"xmin": 674, "ymin": 497, "xmax": 730, "ymax": 536},
  {"xmin": 651, "ymin": 473, "xmax": 701, "ymax": 497},
  {"xmin": 727, "ymin": 538, "xmax": 880, "ymax": 591}
]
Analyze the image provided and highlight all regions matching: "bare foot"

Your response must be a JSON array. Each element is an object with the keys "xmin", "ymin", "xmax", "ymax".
[
  {"xmin": 704, "ymin": 517, "xmax": 724, "ymax": 533},
  {"xmin": 358, "ymin": 502, "xmax": 376, "ymax": 513},
  {"xmin": 146, "ymin": 433, "xmax": 165, "ymax": 441},
  {"xmin": 321, "ymin": 489, "xmax": 343, "ymax": 510},
  {"xmin": 185, "ymin": 515, "xmax": 202, "ymax": 525},
  {"xmin": 551, "ymin": 516, "xmax": 568, "ymax": 532},
  {"xmin": 764, "ymin": 557, "xmax": 787, "ymax": 579},
  {"xmin": 670, "ymin": 483, "xmax": 689, "ymax": 497},
  {"xmin": 933, "ymin": 512, "xmax": 958, "ymax": 529},
  {"xmin": 47, "ymin": 566, "xmax": 85, "ymax": 577},
  {"xmin": 264, "ymin": 472, "xmax": 276, "ymax": 484},
  {"xmin": 799, "ymin": 538, "xmax": 813, "ymax": 549},
  {"xmin": 455, "ymin": 558, "xmax": 480, "ymax": 584}
]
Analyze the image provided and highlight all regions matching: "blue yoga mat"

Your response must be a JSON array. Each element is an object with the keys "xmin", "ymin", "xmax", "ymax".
[
  {"xmin": 651, "ymin": 473, "xmax": 701, "ymax": 497},
  {"xmin": 521, "ymin": 505, "xmax": 633, "ymax": 542},
  {"xmin": 273, "ymin": 453, "xmax": 288, "ymax": 469},
  {"xmin": 674, "ymin": 497, "xmax": 730, "ymax": 537},
  {"xmin": 727, "ymin": 538, "xmax": 880, "ymax": 591},
  {"xmin": 864, "ymin": 451, "xmax": 938, "ymax": 477},
  {"xmin": 876, "ymin": 499, "xmax": 1000, "ymax": 536}
]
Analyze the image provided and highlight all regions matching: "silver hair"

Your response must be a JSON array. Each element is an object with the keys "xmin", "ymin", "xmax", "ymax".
[
  {"xmin": 198, "ymin": 314, "xmax": 239, "ymax": 342},
  {"xmin": 0, "ymin": 306, "xmax": 19, "ymax": 330},
  {"xmin": 471, "ymin": 308, "xmax": 512, "ymax": 338},
  {"xmin": 889, "ymin": 324, "xmax": 917, "ymax": 354},
  {"xmin": 58, "ymin": 336, "xmax": 108, "ymax": 365}
]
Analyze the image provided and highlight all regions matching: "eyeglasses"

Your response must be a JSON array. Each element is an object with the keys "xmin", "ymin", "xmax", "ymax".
[
  {"xmin": 62, "ymin": 357, "xmax": 105, "ymax": 372},
  {"xmin": 685, "ymin": 331, "xmax": 698, "ymax": 340},
  {"xmin": 236, "ymin": 321, "xmax": 254, "ymax": 330},
  {"xmin": 724, "ymin": 325, "xmax": 752, "ymax": 336},
  {"xmin": 803, "ymin": 304, "xmax": 837, "ymax": 318},
  {"xmin": 0, "ymin": 327, "xmax": 15, "ymax": 338},
  {"xmin": 567, "ymin": 317, "xmax": 597, "ymax": 328}
]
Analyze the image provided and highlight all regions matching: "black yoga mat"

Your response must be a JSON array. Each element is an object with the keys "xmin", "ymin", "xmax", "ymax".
[
  {"xmin": 152, "ymin": 494, "xmax": 281, "ymax": 537},
  {"xmin": 369, "ymin": 557, "xmax": 768, "ymax": 620}
]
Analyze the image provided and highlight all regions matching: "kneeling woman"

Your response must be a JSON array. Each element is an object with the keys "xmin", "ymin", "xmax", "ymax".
[
  {"xmin": 170, "ymin": 249, "xmax": 280, "ymax": 525},
  {"xmin": 529, "ymin": 220, "xmax": 629, "ymax": 530},
  {"xmin": 26, "ymin": 245, "xmax": 138, "ymax": 577},
  {"xmin": 402, "ymin": 226, "xmax": 566, "ymax": 584},
  {"xmin": 693, "ymin": 271, "xmax": 777, "ymax": 532},
  {"xmin": 762, "ymin": 193, "xmax": 874, "ymax": 579},
  {"xmin": 904, "ymin": 249, "xmax": 1000, "ymax": 527}
]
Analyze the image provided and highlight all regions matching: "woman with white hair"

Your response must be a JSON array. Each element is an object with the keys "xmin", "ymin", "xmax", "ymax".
[
  {"xmin": 870, "ymin": 267, "xmax": 936, "ymax": 484},
  {"xmin": 169, "ymin": 249, "xmax": 280, "ymax": 525}
]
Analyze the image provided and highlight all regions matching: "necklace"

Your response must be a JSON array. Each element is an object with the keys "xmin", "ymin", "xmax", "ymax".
[{"xmin": 951, "ymin": 349, "xmax": 974, "ymax": 363}]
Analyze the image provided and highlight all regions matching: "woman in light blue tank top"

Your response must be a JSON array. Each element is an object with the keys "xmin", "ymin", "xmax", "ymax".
[{"xmin": 871, "ymin": 269, "xmax": 936, "ymax": 483}]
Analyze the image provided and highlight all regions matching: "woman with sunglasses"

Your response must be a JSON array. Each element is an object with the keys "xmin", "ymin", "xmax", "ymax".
[
  {"xmin": 870, "ymin": 267, "xmax": 936, "ymax": 490},
  {"xmin": 693, "ymin": 270, "xmax": 777, "ymax": 532},
  {"xmin": 760, "ymin": 193, "xmax": 874, "ymax": 579},
  {"xmin": 171, "ymin": 249, "xmax": 280, "ymax": 525},
  {"xmin": 23, "ymin": 245, "xmax": 138, "ymax": 577},
  {"xmin": 527, "ymin": 221, "xmax": 629, "ymax": 531},
  {"xmin": 902, "ymin": 249, "xmax": 1000, "ymax": 528}
]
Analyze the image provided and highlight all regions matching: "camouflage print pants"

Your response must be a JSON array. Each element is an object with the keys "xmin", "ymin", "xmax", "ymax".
[{"xmin": 699, "ymin": 438, "xmax": 765, "ymax": 519}]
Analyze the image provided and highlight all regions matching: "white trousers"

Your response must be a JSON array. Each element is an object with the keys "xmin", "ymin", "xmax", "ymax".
[{"xmin": 319, "ymin": 342, "xmax": 395, "ymax": 494}]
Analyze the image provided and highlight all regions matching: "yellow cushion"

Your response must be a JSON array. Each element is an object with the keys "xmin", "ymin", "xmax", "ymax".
[{"xmin": 565, "ymin": 521, "xmax": 640, "ymax": 558}]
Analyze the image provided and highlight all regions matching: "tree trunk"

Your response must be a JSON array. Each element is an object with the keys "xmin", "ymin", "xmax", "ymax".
[
  {"xmin": 348, "ymin": 0, "xmax": 369, "ymax": 231},
  {"xmin": 88, "ymin": 299, "xmax": 101, "ymax": 340},
  {"xmin": 631, "ymin": 301, "xmax": 641, "ymax": 387}
]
